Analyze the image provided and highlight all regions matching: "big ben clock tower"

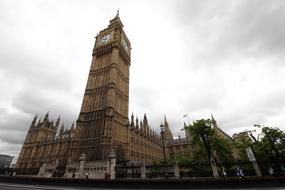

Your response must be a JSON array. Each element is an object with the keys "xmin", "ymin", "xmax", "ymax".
[{"xmin": 72, "ymin": 12, "xmax": 131, "ymax": 161}]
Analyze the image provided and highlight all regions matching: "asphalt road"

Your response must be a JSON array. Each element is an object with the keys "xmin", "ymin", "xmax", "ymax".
[{"xmin": 1, "ymin": 183, "xmax": 285, "ymax": 190}]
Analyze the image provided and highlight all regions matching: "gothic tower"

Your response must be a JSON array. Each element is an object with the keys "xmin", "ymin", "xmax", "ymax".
[{"xmin": 72, "ymin": 12, "xmax": 131, "ymax": 162}]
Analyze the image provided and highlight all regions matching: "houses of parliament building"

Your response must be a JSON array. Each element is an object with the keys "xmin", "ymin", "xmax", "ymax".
[{"xmin": 16, "ymin": 13, "xmax": 231, "ymax": 178}]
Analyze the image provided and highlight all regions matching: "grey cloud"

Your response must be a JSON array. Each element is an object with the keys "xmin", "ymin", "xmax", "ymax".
[
  {"xmin": 12, "ymin": 87, "xmax": 79, "ymax": 126},
  {"xmin": 161, "ymin": 0, "xmax": 285, "ymax": 68},
  {"xmin": 0, "ymin": 110, "xmax": 30, "ymax": 131},
  {"xmin": 0, "ymin": 139, "xmax": 22, "ymax": 156},
  {"xmin": 215, "ymin": 90, "xmax": 285, "ymax": 133},
  {"xmin": 223, "ymin": 1, "xmax": 285, "ymax": 56},
  {"xmin": 130, "ymin": 86, "xmax": 158, "ymax": 112},
  {"xmin": 0, "ymin": 130, "xmax": 26, "ymax": 145},
  {"xmin": 247, "ymin": 91, "xmax": 285, "ymax": 117}
]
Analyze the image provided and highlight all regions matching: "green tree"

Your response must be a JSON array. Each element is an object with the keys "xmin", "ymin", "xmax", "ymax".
[
  {"xmin": 235, "ymin": 126, "xmax": 285, "ymax": 175},
  {"xmin": 185, "ymin": 119, "xmax": 235, "ymax": 177},
  {"xmin": 255, "ymin": 126, "xmax": 285, "ymax": 174}
]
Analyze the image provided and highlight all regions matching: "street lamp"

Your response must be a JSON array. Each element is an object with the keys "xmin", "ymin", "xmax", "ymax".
[
  {"xmin": 245, "ymin": 129, "xmax": 257, "ymax": 142},
  {"xmin": 160, "ymin": 123, "xmax": 168, "ymax": 179}
]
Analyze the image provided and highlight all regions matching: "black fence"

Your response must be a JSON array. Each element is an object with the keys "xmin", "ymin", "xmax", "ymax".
[
  {"xmin": 115, "ymin": 161, "xmax": 285, "ymax": 179},
  {"xmin": 0, "ymin": 167, "xmax": 39, "ymax": 176},
  {"xmin": 1, "ymin": 161, "xmax": 284, "ymax": 179},
  {"xmin": 0, "ymin": 165, "xmax": 66, "ymax": 177}
]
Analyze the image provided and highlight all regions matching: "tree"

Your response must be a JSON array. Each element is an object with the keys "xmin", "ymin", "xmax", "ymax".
[
  {"xmin": 235, "ymin": 126, "xmax": 285, "ymax": 175},
  {"xmin": 185, "ymin": 119, "xmax": 234, "ymax": 177},
  {"xmin": 255, "ymin": 126, "xmax": 285, "ymax": 174}
]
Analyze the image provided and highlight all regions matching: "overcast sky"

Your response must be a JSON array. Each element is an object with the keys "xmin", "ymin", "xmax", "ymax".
[{"xmin": 1, "ymin": 0, "xmax": 285, "ymax": 159}]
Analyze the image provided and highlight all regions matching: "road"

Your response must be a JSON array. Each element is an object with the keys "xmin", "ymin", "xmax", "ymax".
[{"xmin": 1, "ymin": 183, "xmax": 285, "ymax": 190}]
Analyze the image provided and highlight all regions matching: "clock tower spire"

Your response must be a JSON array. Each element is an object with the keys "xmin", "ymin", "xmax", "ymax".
[
  {"xmin": 116, "ymin": 8, "xmax": 119, "ymax": 17},
  {"xmin": 72, "ymin": 14, "xmax": 131, "ymax": 161}
]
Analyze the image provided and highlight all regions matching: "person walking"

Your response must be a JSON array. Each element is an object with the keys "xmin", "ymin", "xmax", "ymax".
[
  {"xmin": 236, "ymin": 167, "xmax": 241, "ymax": 178},
  {"xmin": 239, "ymin": 168, "xmax": 245, "ymax": 178},
  {"xmin": 268, "ymin": 167, "xmax": 274, "ymax": 176}
]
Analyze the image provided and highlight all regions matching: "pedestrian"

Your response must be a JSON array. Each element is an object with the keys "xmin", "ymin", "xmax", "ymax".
[
  {"xmin": 108, "ymin": 172, "xmax": 111, "ymax": 180},
  {"xmin": 222, "ymin": 167, "xmax": 227, "ymax": 177},
  {"xmin": 85, "ymin": 172, "xmax": 89, "ymax": 179},
  {"xmin": 268, "ymin": 167, "xmax": 274, "ymax": 176},
  {"xmin": 239, "ymin": 168, "xmax": 245, "ymax": 178},
  {"xmin": 72, "ymin": 171, "xmax": 75, "ymax": 178},
  {"xmin": 104, "ymin": 172, "xmax": 108, "ymax": 180},
  {"xmin": 236, "ymin": 167, "xmax": 240, "ymax": 178}
]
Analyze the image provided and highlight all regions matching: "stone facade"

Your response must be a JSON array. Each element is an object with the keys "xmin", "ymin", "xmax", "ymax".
[
  {"xmin": 16, "ymin": 112, "xmax": 74, "ymax": 176},
  {"xmin": 16, "ymin": 13, "xmax": 235, "ymax": 178},
  {"xmin": 16, "ymin": 13, "xmax": 166, "ymax": 178}
]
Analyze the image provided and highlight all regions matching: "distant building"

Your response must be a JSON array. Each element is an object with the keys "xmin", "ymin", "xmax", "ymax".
[{"xmin": 233, "ymin": 131, "xmax": 251, "ymax": 143}]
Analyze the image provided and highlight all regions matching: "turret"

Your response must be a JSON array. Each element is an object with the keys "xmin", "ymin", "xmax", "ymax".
[
  {"xmin": 163, "ymin": 115, "xmax": 173, "ymax": 142},
  {"xmin": 37, "ymin": 118, "xmax": 41, "ymax": 126},
  {"xmin": 29, "ymin": 114, "xmax": 37, "ymax": 129},
  {"xmin": 164, "ymin": 115, "xmax": 169, "ymax": 127},
  {"xmin": 44, "ymin": 111, "xmax": 49, "ymax": 122},
  {"xmin": 135, "ymin": 117, "xmax": 139, "ymax": 130},
  {"xmin": 126, "ymin": 119, "xmax": 130, "ymax": 128},
  {"xmin": 139, "ymin": 120, "xmax": 143, "ymax": 132},
  {"xmin": 211, "ymin": 114, "xmax": 218, "ymax": 129},
  {"xmin": 131, "ymin": 113, "xmax": 134, "ymax": 127},
  {"xmin": 70, "ymin": 122, "xmax": 75, "ymax": 131},
  {"xmin": 59, "ymin": 124, "xmax": 64, "ymax": 138},
  {"xmin": 55, "ymin": 116, "xmax": 60, "ymax": 129},
  {"xmin": 48, "ymin": 121, "xmax": 54, "ymax": 128},
  {"xmin": 143, "ymin": 114, "xmax": 149, "ymax": 135},
  {"xmin": 67, "ymin": 123, "xmax": 75, "ymax": 138},
  {"xmin": 143, "ymin": 113, "xmax": 148, "ymax": 127}
]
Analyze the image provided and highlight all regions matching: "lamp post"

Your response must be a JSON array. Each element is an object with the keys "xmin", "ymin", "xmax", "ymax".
[{"xmin": 160, "ymin": 123, "xmax": 168, "ymax": 179}]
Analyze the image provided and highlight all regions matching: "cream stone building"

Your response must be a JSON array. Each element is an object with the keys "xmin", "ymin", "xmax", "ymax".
[{"xmin": 16, "ymin": 13, "xmax": 235, "ymax": 178}]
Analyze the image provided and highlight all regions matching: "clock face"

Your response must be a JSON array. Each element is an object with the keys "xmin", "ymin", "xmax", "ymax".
[
  {"xmin": 122, "ymin": 39, "xmax": 128, "ymax": 52},
  {"xmin": 100, "ymin": 34, "xmax": 112, "ymax": 44}
]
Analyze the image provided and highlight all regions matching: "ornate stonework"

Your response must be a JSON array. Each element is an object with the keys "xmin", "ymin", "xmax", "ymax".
[{"xmin": 16, "ymin": 14, "xmax": 234, "ymax": 178}]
